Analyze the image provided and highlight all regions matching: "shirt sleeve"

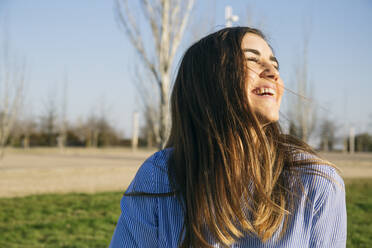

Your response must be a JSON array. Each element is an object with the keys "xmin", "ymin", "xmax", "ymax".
[
  {"xmin": 309, "ymin": 170, "xmax": 347, "ymax": 247},
  {"xmin": 109, "ymin": 195, "xmax": 158, "ymax": 248},
  {"xmin": 109, "ymin": 158, "xmax": 159, "ymax": 248}
]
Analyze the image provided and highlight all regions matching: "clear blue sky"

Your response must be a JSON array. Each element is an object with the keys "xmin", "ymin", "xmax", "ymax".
[{"xmin": 4, "ymin": 0, "xmax": 372, "ymax": 138}]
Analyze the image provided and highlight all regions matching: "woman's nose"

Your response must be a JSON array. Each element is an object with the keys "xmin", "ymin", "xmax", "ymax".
[{"xmin": 259, "ymin": 64, "xmax": 279, "ymax": 82}]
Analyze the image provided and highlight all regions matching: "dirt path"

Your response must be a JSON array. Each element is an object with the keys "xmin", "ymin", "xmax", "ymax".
[
  {"xmin": 0, "ymin": 148, "xmax": 155, "ymax": 198},
  {"xmin": 319, "ymin": 152, "xmax": 372, "ymax": 179},
  {"xmin": 1, "ymin": 148, "xmax": 371, "ymax": 198}
]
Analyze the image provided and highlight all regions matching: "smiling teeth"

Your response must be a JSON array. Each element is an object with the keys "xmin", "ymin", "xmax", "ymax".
[{"xmin": 254, "ymin": 88, "xmax": 276, "ymax": 95}]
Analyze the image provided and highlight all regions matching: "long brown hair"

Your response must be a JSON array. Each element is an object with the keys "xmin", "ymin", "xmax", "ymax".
[{"xmin": 165, "ymin": 27, "xmax": 336, "ymax": 247}]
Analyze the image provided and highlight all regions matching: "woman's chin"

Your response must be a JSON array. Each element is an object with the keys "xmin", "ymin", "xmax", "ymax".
[{"xmin": 255, "ymin": 111, "xmax": 279, "ymax": 124}]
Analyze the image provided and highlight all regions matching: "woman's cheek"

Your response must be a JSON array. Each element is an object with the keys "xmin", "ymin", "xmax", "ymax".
[
  {"xmin": 278, "ymin": 78, "xmax": 284, "ymax": 97},
  {"xmin": 247, "ymin": 73, "xmax": 258, "ymax": 83}
]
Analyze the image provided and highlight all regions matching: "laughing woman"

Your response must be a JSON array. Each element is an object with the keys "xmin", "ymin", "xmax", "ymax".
[{"xmin": 109, "ymin": 27, "xmax": 346, "ymax": 247}]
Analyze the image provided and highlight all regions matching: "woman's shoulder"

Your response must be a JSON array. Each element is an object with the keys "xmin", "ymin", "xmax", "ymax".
[
  {"xmin": 293, "ymin": 152, "xmax": 345, "ymax": 211},
  {"xmin": 294, "ymin": 152, "xmax": 344, "ymax": 185},
  {"xmin": 125, "ymin": 148, "xmax": 173, "ymax": 194}
]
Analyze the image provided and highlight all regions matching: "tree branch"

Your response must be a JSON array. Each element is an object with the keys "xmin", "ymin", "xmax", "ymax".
[
  {"xmin": 140, "ymin": 0, "xmax": 161, "ymax": 57},
  {"xmin": 169, "ymin": 0, "xmax": 194, "ymax": 66},
  {"xmin": 115, "ymin": 0, "xmax": 162, "ymax": 87}
]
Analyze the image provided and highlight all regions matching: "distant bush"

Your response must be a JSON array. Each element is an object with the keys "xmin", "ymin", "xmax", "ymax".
[{"xmin": 355, "ymin": 133, "xmax": 372, "ymax": 152}]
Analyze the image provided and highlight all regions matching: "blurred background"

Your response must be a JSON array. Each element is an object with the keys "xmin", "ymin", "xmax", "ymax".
[{"xmin": 0, "ymin": 0, "xmax": 371, "ymax": 247}]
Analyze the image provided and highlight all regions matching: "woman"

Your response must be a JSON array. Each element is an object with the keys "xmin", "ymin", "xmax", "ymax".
[{"xmin": 110, "ymin": 27, "xmax": 346, "ymax": 247}]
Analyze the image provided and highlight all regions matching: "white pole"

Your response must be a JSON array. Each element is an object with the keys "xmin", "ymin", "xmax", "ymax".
[{"xmin": 225, "ymin": 5, "xmax": 239, "ymax": 27}]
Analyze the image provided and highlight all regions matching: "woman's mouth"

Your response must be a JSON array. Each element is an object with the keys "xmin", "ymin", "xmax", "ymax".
[{"xmin": 252, "ymin": 87, "xmax": 276, "ymax": 96}]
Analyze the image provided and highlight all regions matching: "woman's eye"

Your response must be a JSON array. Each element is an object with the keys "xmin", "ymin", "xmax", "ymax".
[
  {"xmin": 246, "ymin": 58, "xmax": 279, "ymax": 71},
  {"xmin": 246, "ymin": 58, "xmax": 259, "ymax": 63}
]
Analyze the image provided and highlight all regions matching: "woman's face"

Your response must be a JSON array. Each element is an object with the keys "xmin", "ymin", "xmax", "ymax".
[{"xmin": 242, "ymin": 33, "xmax": 284, "ymax": 123}]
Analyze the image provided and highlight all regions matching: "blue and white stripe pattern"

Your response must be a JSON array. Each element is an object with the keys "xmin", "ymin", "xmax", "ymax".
[{"xmin": 109, "ymin": 148, "xmax": 346, "ymax": 247}]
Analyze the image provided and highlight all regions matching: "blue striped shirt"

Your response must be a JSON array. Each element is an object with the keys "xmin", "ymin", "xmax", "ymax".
[{"xmin": 109, "ymin": 148, "xmax": 346, "ymax": 247}]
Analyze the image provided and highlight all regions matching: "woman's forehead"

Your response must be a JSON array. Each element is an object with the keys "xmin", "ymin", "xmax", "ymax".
[{"xmin": 241, "ymin": 33, "xmax": 273, "ymax": 56}]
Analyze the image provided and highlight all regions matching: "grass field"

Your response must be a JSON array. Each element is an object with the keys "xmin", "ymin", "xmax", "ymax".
[
  {"xmin": 344, "ymin": 179, "xmax": 372, "ymax": 247},
  {"xmin": 0, "ymin": 179, "xmax": 371, "ymax": 247}
]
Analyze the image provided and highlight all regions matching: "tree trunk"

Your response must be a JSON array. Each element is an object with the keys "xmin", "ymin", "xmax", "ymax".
[{"xmin": 159, "ymin": 73, "xmax": 170, "ymax": 147}]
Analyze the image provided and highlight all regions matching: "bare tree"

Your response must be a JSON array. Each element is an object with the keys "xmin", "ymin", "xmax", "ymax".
[
  {"xmin": 0, "ymin": 33, "xmax": 26, "ymax": 158},
  {"xmin": 140, "ymin": 102, "xmax": 160, "ymax": 148},
  {"xmin": 57, "ymin": 72, "xmax": 68, "ymax": 151},
  {"xmin": 20, "ymin": 116, "xmax": 37, "ymax": 149},
  {"xmin": 133, "ymin": 65, "xmax": 160, "ymax": 148},
  {"xmin": 9, "ymin": 110, "xmax": 36, "ymax": 148},
  {"xmin": 288, "ymin": 27, "xmax": 317, "ymax": 143},
  {"xmin": 82, "ymin": 113, "xmax": 119, "ymax": 148},
  {"xmin": 40, "ymin": 91, "xmax": 58, "ymax": 147},
  {"xmin": 115, "ymin": 0, "xmax": 195, "ymax": 147},
  {"xmin": 318, "ymin": 117, "xmax": 338, "ymax": 152},
  {"xmin": 80, "ymin": 97, "xmax": 115, "ymax": 147},
  {"xmin": 84, "ymin": 114, "xmax": 99, "ymax": 147}
]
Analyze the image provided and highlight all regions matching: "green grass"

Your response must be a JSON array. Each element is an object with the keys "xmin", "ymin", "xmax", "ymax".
[
  {"xmin": 345, "ymin": 179, "xmax": 372, "ymax": 247},
  {"xmin": 0, "ymin": 179, "xmax": 371, "ymax": 247},
  {"xmin": 0, "ymin": 192, "xmax": 122, "ymax": 248}
]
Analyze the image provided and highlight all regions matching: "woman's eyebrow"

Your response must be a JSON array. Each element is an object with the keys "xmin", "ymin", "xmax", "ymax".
[
  {"xmin": 243, "ymin": 48, "xmax": 260, "ymax": 55},
  {"xmin": 243, "ymin": 48, "xmax": 279, "ymax": 67},
  {"xmin": 270, "ymin": 56, "xmax": 279, "ymax": 65}
]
